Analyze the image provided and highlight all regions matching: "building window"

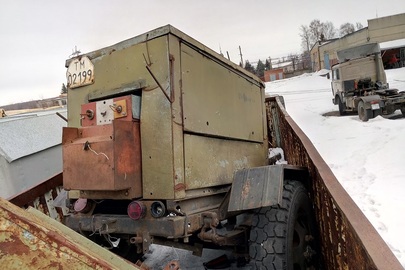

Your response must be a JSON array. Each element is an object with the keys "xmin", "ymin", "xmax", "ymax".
[{"xmin": 333, "ymin": 69, "xmax": 340, "ymax": 80}]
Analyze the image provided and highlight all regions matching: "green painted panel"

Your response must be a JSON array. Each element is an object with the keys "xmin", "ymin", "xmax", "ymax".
[
  {"xmin": 184, "ymin": 134, "xmax": 267, "ymax": 189},
  {"xmin": 181, "ymin": 44, "xmax": 265, "ymax": 143}
]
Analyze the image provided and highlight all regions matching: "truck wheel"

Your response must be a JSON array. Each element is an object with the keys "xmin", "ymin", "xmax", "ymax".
[
  {"xmin": 358, "ymin": 101, "xmax": 372, "ymax": 122},
  {"xmin": 337, "ymin": 96, "xmax": 346, "ymax": 116},
  {"xmin": 401, "ymin": 106, "xmax": 405, "ymax": 118},
  {"xmin": 249, "ymin": 180, "xmax": 318, "ymax": 270}
]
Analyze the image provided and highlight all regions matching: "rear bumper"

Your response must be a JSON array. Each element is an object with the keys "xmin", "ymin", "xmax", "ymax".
[{"xmin": 64, "ymin": 214, "xmax": 186, "ymax": 238}]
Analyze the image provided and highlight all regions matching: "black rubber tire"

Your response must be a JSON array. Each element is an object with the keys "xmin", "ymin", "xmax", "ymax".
[
  {"xmin": 358, "ymin": 101, "xmax": 372, "ymax": 122},
  {"xmin": 337, "ymin": 96, "xmax": 346, "ymax": 116},
  {"xmin": 249, "ymin": 180, "xmax": 318, "ymax": 270}
]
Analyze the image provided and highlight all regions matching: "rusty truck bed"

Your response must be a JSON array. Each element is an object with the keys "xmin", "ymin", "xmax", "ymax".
[{"xmin": 266, "ymin": 96, "xmax": 402, "ymax": 269}]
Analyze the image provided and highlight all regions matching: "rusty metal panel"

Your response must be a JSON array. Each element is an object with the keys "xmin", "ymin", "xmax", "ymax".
[
  {"xmin": 265, "ymin": 96, "xmax": 403, "ymax": 270},
  {"xmin": 0, "ymin": 197, "xmax": 140, "ymax": 269},
  {"xmin": 63, "ymin": 121, "xmax": 142, "ymax": 198},
  {"xmin": 8, "ymin": 173, "xmax": 66, "ymax": 223},
  {"xmin": 229, "ymin": 165, "xmax": 283, "ymax": 211},
  {"xmin": 181, "ymin": 43, "xmax": 265, "ymax": 143},
  {"xmin": 81, "ymin": 95, "xmax": 140, "ymax": 127},
  {"xmin": 184, "ymin": 134, "xmax": 267, "ymax": 189}
]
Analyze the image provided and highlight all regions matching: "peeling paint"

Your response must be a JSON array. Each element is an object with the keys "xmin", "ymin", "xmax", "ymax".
[
  {"xmin": 218, "ymin": 160, "xmax": 229, "ymax": 168},
  {"xmin": 233, "ymin": 156, "xmax": 248, "ymax": 169}
]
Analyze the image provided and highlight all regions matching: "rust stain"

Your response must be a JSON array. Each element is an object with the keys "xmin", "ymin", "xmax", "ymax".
[
  {"xmin": 164, "ymin": 260, "xmax": 180, "ymax": 270},
  {"xmin": 241, "ymin": 179, "xmax": 250, "ymax": 199},
  {"xmin": 1, "ymin": 198, "xmax": 140, "ymax": 269},
  {"xmin": 174, "ymin": 183, "xmax": 186, "ymax": 191}
]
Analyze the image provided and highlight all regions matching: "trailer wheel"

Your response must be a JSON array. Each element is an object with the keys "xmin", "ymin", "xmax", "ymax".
[
  {"xmin": 337, "ymin": 96, "xmax": 346, "ymax": 115},
  {"xmin": 358, "ymin": 101, "xmax": 372, "ymax": 122},
  {"xmin": 249, "ymin": 180, "xmax": 318, "ymax": 270}
]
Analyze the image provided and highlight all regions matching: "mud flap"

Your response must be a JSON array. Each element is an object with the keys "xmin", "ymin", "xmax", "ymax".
[
  {"xmin": 228, "ymin": 164, "xmax": 306, "ymax": 212},
  {"xmin": 359, "ymin": 95, "xmax": 382, "ymax": 109}
]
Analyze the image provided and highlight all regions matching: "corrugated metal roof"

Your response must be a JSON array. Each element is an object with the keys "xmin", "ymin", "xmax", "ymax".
[{"xmin": 0, "ymin": 108, "xmax": 67, "ymax": 162}]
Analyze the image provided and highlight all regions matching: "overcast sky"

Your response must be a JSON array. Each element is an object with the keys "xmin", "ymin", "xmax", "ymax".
[{"xmin": 0, "ymin": 0, "xmax": 404, "ymax": 106}]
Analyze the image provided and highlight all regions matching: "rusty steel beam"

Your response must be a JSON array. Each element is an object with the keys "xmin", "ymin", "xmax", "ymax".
[
  {"xmin": 8, "ymin": 172, "xmax": 63, "ymax": 207},
  {"xmin": 265, "ymin": 96, "xmax": 403, "ymax": 270},
  {"xmin": 7, "ymin": 172, "xmax": 65, "ymax": 223}
]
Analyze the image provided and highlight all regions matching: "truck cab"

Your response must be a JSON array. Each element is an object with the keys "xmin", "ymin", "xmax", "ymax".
[{"xmin": 331, "ymin": 43, "xmax": 405, "ymax": 121}]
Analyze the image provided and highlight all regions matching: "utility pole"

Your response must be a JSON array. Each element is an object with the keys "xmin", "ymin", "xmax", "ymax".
[{"xmin": 239, "ymin": 46, "xmax": 244, "ymax": 67}]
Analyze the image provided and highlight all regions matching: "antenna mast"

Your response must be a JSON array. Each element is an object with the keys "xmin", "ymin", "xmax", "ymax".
[{"xmin": 70, "ymin": 46, "xmax": 81, "ymax": 58}]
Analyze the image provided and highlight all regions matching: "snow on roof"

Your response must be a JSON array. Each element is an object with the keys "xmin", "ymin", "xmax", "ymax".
[
  {"xmin": 0, "ymin": 108, "xmax": 67, "ymax": 162},
  {"xmin": 380, "ymin": 38, "xmax": 405, "ymax": 50},
  {"xmin": 314, "ymin": 69, "xmax": 331, "ymax": 76},
  {"xmin": 272, "ymin": 61, "xmax": 292, "ymax": 69}
]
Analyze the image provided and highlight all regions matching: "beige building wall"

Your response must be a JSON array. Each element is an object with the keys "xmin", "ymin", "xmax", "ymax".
[{"xmin": 311, "ymin": 13, "xmax": 405, "ymax": 71}]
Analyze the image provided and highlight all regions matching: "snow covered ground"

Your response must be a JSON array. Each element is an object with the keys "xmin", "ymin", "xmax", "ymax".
[{"xmin": 266, "ymin": 67, "xmax": 405, "ymax": 267}]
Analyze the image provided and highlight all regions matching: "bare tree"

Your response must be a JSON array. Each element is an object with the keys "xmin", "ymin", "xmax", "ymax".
[
  {"xmin": 323, "ymin": 21, "xmax": 337, "ymax": 39},
  {"xmin": 299, "ymin": 25, "xmax": 311, "ymax": 53},
  {"xmin": 288, "ymin": 53, "xmax": 299, "ymax": 71},
  {"xmin": 309, "ymin": 19, "xmax": 323, "ymax": 43},
  {"xmin": 300, "ymin": 20, "xmax": 337, "ymax": 52},
  {"xmin": 301, "ymin": 51, "xmax": 311, "ymax": 70},
  {"xmin": 339, "ymin": 22, "xmax": 355, "ymax": 37}
]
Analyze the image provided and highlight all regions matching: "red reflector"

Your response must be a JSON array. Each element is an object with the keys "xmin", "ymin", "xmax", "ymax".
[{"xmin": 127, "ymin": 201, "xmax": 146, "ymax": 220}]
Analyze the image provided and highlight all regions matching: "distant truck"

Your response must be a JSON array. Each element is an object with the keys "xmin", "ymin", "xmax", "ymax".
[
  {"xmin": 331, "ymin": 43, "xmax": 405, "ymax": 121},
  {"xmin": 0, "ymin": 108, "xmax": 6, "ymax": 118}
]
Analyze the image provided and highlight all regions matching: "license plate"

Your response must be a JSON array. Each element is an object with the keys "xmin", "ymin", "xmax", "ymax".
[
  {"xmin": 371, "ymin": 103, "xmax": 380, "ymax": 110},
  {"xmin": 66, "ymin": 56, "xmax": 95, "ymax": 89}
]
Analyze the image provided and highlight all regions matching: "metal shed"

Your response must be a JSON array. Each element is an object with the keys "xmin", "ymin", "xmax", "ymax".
[{"xmin": 0, "ymin": 108, "xmax": 67, "ymax": 199}]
